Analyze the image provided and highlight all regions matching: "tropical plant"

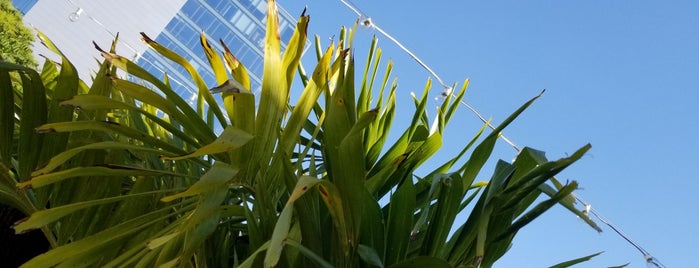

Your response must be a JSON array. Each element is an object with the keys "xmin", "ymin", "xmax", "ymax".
[{"xmin": 0, "ymin": 1, "xmax": 602, "ymax": 267}]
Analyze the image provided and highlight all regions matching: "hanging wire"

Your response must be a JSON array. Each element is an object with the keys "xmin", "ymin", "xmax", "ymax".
[
  {"xmin": 337, "ymin": 1, "xmax": 665, "ymax": 267},
  {"xmin": 339, "ymin": 0, "xmax": 450, "ymax": 91},
  {"xmin": 338, "ymin": 0, "xmax": 521, "ymax": 152},
  {"xmin": 576, "ymin": 195, "xmax": 667, "ymax": 268}
]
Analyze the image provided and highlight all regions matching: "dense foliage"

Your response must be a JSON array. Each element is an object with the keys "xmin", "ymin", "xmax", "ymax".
[
  {"xmin": 0, "ymin": 0, "xmax": 36, "ymax": 67},
  {"xmin": 0, "ymin": 1, "xmax": 601, "ymax": 267}
]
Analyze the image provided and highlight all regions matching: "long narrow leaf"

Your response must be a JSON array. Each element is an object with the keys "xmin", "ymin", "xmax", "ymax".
[
  {"xmin": 160, "ymin": 126, "xmax": 252, "ymax": 161},
  {"xmin": 14, "ymin": 189, "xmax": 181, "ymax": 233},
  {"xmin": 140, "ymin": 33, "xmax": 227, "ymax": 128},
  {"xmin": 160, "ymin": 162, "xmax": 238, "ymax": 202},
  {"xmin": 548, "ymin": 251, "xmax": 603, "ymax": 268},
  {"xmin": 18, "ymin": 165, "xmax": 188, "ymax": 189},
  {"xmin": 0, "ymin": 66, "xmax": 12, "ymax": 166},
  {"xmin": 31, "ymin": 141, "xmax": 175, "ymax": 176},
  {"xmin": 36, "ymin": 121, "xmax": 188, "ymax": 155},
  {"xmin": 19, "ymin": 205, "xmax": 183, "ymax": 267},
  {"xmin": 60, "ymin": 95, "xmax": 202, "ymax": 148},
  {"xmin": 384, "ymin": 178, "xmax": 415, "ymax": 266}
]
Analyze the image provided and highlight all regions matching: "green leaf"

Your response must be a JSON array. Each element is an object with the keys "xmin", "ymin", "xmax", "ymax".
[
  {"xmin": 358, "ymin": 244, "xmax": 384, "ymax": 268},
  {"xmin": 93, "ymin": 43, "xmax": 216, "ymax": 145},
  {"xmin": 499, "ymin": 144, "xmax": 591, "ymax": 210},
  {"xmin": 0, "ymin": 163, "xmax": 34, "ymax": 215},
  {"xmin": 607, "ymin": 263, "xmax": 630, "ymax": 268},
  {"xmin": 264, "ymin": 203, "xmax": 293, "ymax": 268},
  {"xmin": 420, "ymin": 172, "xmax": 464, "ymax": 257},
  {"xmin": 460, "ymin": 91, "xmax": 544, "ymax": 190},
  {"xmin": 359, "ymin": 188, "xmax": 385, "ymax": 264},
  {"xmin": 221, "ymin": 90, "xmax": 256, "ymax": 170},
  {"xmin": 264, "ymin": 176, "xmax": 321, "ymax": 267},
  {"xmin": 60, "ymin": 94, "xmax": 201, "ymax": 147},
  {"xmin": 161, "ymin": 162, "xmax": 238, "ymax": 202},
  {"xmin": 443, "ymin": 79, "xmax": 470, "ymax": 126},
  {"xmin": 357, "ymin": 36, "xmax": 379, "ymax": 116},
  {"xmin": 33, "ymin": 32, "xmax": 81, "ymax": 175},
  {"xmin": 278, "ymin": 44, "xmax": 333, "ymax": 154},
  {"xmin": 548, "ymin": 251, "xmax": 603, "ymax": 268},
  {"xmin": 286, "ymin": 239, "xmax": 334, "ymax": 268},
  {"xmin": 0, "ymin": 66, "xmax": 13, "ymax": 166},
  {"xmin": 220, "ymin": 40, "xmax": 251, "ymax": 91},
  {"xmin": 200, "ymin": 33, "xmax": 229, "ymax": 85},
  {"xmin": 13, "ymin": 189, "xmax": 179, "ymax": 233},
  {"xmin": 18, "ymin": 165, "xmax": 188, "ymax": 189},
  {"xmin": 160, "ymin": 126, "xmax": 253, "ymax": 161},
  {"xmin": 35, "ymin": 121, "xmax": 187, "ymax": 155},
  {"xmin": 384, "ymin": 178, "xmax": 415, "ymax": 266},
  {"xmin": 239, "ymin": 241, "xmax": 271, "ymax": 268},
  {"xmin": 365, "ymin": 83, "xmax": 396, "ymax": 166},
  {"xmin": 146, "ymin": 232, "xmax": 181, "ymax": 250},
  {"xmin": 254, "ymin": 0, "xmax": 287, "ymax": 173},
  {"xmin": 140, "ymin": 32, "xmax": 228, "ymax": 128},
  {"xmin": 31, "ymin": 141, "xmax": 176, "ymax": 176},
  {"xmin": 317, "ymin": 181, "xmax": 350, "ymax": 256},
  {"xmin": 281, "ymin": 9, "xmax": 309, "ymax": 90},
  {"xmin": 19, "ymin": 205, "xmax": 181, "ymax": 268},
  {"xmin": 514, "ymin": 148, "xmax": 602, "ymax": 232},
  {"xmin": 0, "ymin": 61, "xmax": 47, "ymax": 179},
  {"xmin": 494, "ymin": 182, "xmax": 578, "ymax": 243},
  {"xmin": 108, "ymin": 76, "xmax": 215, "ymax": 145}
]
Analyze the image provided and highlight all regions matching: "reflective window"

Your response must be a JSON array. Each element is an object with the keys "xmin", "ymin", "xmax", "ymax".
[
  {"xmin": 136, "ymin": 0, "xmax": 299, "ymax": 99},
  {"xmin": 11, "ymin": 0, "xmax": 38, "ymax": 15}
]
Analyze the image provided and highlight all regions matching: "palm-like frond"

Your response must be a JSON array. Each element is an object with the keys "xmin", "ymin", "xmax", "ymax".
[{"xmin": 0, "ymin": 1, "xmax": 601, "ymax": 267}]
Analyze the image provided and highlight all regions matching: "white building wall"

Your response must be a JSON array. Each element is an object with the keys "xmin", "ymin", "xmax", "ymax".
[{"xmin": 22, "ymin": 0, "xmax": 187, "ymax": 81}]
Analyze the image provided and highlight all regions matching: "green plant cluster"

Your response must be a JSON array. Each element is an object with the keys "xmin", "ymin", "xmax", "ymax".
[
  {"xmin": 0, "ymin": 0, "xmax": 36, "ymax": 67},
  {"xmin": 0, "ymin": 1, "xmax": 601, "ymax": 267}
]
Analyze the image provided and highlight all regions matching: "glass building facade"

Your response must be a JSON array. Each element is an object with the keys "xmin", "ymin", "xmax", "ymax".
[
  {"xmin": 136, "ymin": 0, "xmax": 298, "ymax": 100},
  {"xmin": 11, "ymin": 0, "xmax": 38, "ymax": 15}
]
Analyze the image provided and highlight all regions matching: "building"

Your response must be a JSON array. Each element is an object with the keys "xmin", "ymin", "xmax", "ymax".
[
  {"xmin": 11, "ymin": 0, "xmax": 37, "ymax": 15},
  {"xmin": 137, "ymin": 0, "xmax": 298, "ymax": 99},
  {"xmin": 17, "ymin": 0, "xmax": 299, "ymax": 99},
  {"xmin": 18, "ymin": 0, "xmax": 186, "ymax": 80}
]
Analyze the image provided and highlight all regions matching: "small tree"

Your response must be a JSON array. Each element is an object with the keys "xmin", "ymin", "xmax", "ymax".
[{"xmin": 0, "ymin": 0, "xmax": 36, "ymax": 67}]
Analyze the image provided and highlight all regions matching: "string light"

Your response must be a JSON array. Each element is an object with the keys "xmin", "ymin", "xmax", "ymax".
[{"xmin": 337, "ymin": 0, "xmax": 665, "ymax": 267}]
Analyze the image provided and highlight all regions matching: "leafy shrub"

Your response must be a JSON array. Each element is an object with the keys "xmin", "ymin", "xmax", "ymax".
[{"xmin": 0, "ymin": 1, "xmax": 600, "ymax": 267}]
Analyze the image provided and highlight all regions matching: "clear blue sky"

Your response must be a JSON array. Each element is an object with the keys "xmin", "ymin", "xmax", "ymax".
[{"xmin": 285, "ymin": 0, "xmax": 698, "ymax": 267}]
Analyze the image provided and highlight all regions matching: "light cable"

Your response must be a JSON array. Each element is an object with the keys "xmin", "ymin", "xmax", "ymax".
[{"xmin": 336, "ymin": 1, "xmax": 664, "ymax": 267}]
